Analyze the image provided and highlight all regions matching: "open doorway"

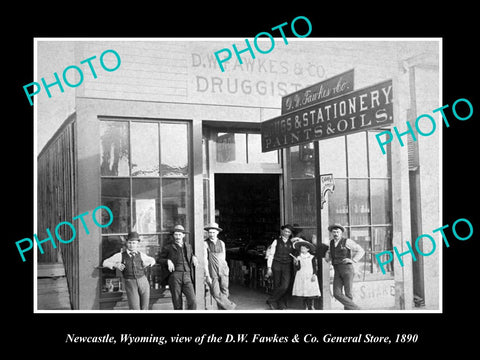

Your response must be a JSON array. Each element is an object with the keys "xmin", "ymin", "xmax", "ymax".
[{"xmin": 214, "ymin": 173, "xmax": 280, "ymax": 309}]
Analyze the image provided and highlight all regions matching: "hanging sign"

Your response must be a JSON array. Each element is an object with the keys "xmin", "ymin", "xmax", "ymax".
[
  {"xmin": 320, "ymin": 173, "xmax": 335, "ymax": 209},
  {"xmin": 261, "ymin": 79, "xmax": 393, "ymax": 152},
  {"xmin": 281, "ymin": 68, "xmax": 354, "ymax": 114}
]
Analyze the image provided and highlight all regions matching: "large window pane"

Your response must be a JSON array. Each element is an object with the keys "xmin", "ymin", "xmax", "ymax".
[
  {"xmin": 162, "ymin": 178, "xmax": 189, "ymax": 231},
  {"xmin": 349, "ymin": 179, "xmax": 370, "ymax": 225},
  {"xmin": 131, "ymin": 122, "xmax": 159, "ymax": 176},
  {"xmin": 328, "ymin": 179, "xmax": 348, "ymax": 226},
  {"xmin": 136, "ymin": 234, "xmax": 161, "ymax": 258},
  {"xmin": 216, "ymin": 132, "xmax": 247, "ymax": 164},
  {"xmin": 101, "ymin": 235, "xmax": 125, "ymax": 261},
  {"xmin": 350, "ymin": 227, "xmax": 371, "ymax": 276},
  {"xmin": 100, "ymin": 121, "xmax": 130, "ymax": 176},
  {"xmin": 372, "ymin": 226, "xmax": 393, "ymax": 252},
  {"xmin": 319, "ymin": 137, "xmax": 346, "ymax": 177},
  {"xmin": 132, "ymin": 179, "xmax": 161, "ymax": 233},
  {"xmin": 290, "ymin": 143, "xmax": 315, "ymax": 178},
  {"xmin": 161, "ymin": 123, "xmax": 189, "ymax": 176},
  {"xmin": 347, "ymin": 132, "xmax": 368, "ymax": 177},
  {"xmin": 292, "ymin": 178, "xmax": 316, "ymax": 226},
  {"xmin": 101, "ymin": 178, "xmax": 130, "ymax": 233},
  {"xmin": 373, "ymin": 226, "xmax": 393, "ymax": 274},
  {"xmin": 350, "ymin": 227, "xmax": 371, "ymax": 252},
  {"xmin": 368, "ymin": 131, "xmax": 390, "ymax": 178},
  {"xmin": 371, "ymin": 180, "xmax": 392, "ymax": 224},
  {"xmin": 248, "ymin": 134, "xmax": 278, "ymax": 163}
]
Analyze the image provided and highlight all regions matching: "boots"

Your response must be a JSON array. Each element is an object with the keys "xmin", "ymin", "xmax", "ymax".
[
  {"xmin": 303, "ymin": 298, "xmax": 316, "ymax": 310},
  {"xmin": 303, "ymin": 298, "xmax": 309, "ymax": 310},
  {"xmin": 303, "ymin": 298, "xmax": 315, "ymax": 310}
]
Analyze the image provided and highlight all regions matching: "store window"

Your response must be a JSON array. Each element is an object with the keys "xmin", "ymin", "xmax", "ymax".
[
  {"xmin": 215, "ymin": 131, "xmax": 279, "ymax": 164},
  {"xmin": 328, "ymin": 132, "xmax": 393, "ymax": 279},
  {"xmin": 99, "ymin": 119, "xmax": 191, "ymax": 298},
  {"xmin": 289, "ymin": 131, "xmax": 393, "ymax": 279},
  {"xmin": 290, "ymin": 143, "xmax": 316, "ymax": 241}
]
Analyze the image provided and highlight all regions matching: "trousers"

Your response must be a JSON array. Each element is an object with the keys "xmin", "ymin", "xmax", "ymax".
[
  {"xmin": 208, "ymin": 274, "xmax": 236, "ymax": 310},
  {"xmin": 168, "ymin": 271, "xmax": 197, "ymax": 310},
  {"xmin": 124, "ymin": 275, "xmax": 150, "ymax": 310},
  {"xmin": 333, "ymin": 264, "xmax": 360, "ymax": 310},
  {"xmin": 267, "ymin": 261, "xmax": 293, "ymax": 308}
]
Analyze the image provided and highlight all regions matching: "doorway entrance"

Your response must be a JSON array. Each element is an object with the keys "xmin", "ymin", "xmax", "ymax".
[{"xmin": 214, "ymin": 173, "xmax": 280, "ymax": 309}]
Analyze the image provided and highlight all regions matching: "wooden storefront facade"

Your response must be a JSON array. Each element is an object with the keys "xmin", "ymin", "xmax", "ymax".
[{"xmin": 36, "ymin": 39, "xmax": 440, "ymax": 311}]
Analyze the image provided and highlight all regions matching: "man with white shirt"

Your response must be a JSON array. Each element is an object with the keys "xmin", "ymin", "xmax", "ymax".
[
  {"xmin": 102, "ymin": 231, "xmax": 156, "ymax": 310},
  {"xmin": 265, "ymin": 224, "xmax": 296, "ymax": 310},
  {"xmin": 326, "ymin": 223, "xmax": 365, "ymax": 310}
]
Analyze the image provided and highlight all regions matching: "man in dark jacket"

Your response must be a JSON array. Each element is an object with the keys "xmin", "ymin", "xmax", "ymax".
[
  {"xmin": 265, "ymin": 224, "xmax": 295, "ymax": 310},
  {"xmin": 158, "ymin": 225, "xmax": 198, "ymax": 310}
]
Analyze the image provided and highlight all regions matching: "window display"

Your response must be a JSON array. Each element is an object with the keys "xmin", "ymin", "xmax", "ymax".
[
  {"xmin": 288, "ymin": 130, "xmax": 393, "ymax": 279},
  {"xmin": 99, "ymin": 119, "xmax": 191, "ymax": 302}
]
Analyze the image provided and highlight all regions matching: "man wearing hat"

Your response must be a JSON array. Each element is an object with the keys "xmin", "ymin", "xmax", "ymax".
[
  {"xmin": 204, "ymin": 222, "xmax": 236, "ymax": 310},
  {"xmin": 265, "ymin": 224, "xmax": 296, "ymax": 310},
  {"xmin": 327, "ymin": 223, "xmax": 365, "ymax": 310},
  {"xmin": 102, "ymin": 231, "xmax": 156, "ymax": 310},
  {"xmin": 158, "ymin": 225, "xmax": 198, "ymax": 310}
]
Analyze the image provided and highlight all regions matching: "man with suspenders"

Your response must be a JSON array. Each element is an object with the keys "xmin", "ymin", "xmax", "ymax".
[{"xmin": 327, "ymin": 223, "xmax": 365, "ymax": 310}]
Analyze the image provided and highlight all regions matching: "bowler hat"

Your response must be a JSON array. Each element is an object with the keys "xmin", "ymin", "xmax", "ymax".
[
  {"xmin": 328, "ymin": 223, "xmax": 345, "ymax": 232},
  {"xmin": 172, "ymin": 225, "xmax": 187, "ymax": 234},
  {"xmin": 126, "ymin": 231, "xmax": 140, "ymax": 241},
  {"xmin": 204, "ymin": 222, "xmax": 223, "ymax": 232},
  {"xmin": 293, "ymin": 239, "xmax": 316, "ymax": 253},
  {"xmin": 281, "ymin": 224, "xmax": 295, "ymax": 232}
]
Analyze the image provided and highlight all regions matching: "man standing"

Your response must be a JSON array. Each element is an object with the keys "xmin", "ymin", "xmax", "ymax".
[
  {"xmin": 265, "ymin": 224, "xmax": 295, "ymax": 310},
  {"xmin": 327, "ymin": 223, "xmax": 365, "ymax": 310},
  {"xmin": 204, "ymin": 223, "xmax": 236, "ymax": 310},
  {"xmin": 158, "ymin": 225, "xmax": 197, "ymax": 310},
  {"xmin": 102, "ymin": 231, "xmax": 156, "ymax": 310}
]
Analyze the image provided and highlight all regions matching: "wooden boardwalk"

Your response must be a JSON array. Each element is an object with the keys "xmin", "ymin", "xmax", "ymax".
[{"xmin": 37, "ymin": 263, "xmax": 72, "ymax": 310}]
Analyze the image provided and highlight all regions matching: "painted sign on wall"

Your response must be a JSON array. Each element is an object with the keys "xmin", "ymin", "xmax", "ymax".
[{"xmin": 330, "ymin": 279, "xmax": 396, "ymax": 310}]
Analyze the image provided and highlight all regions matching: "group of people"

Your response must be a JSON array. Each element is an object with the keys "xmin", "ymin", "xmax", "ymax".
[
  {"xmin": 102, "ymin": 222, "xmax": 235, "ymax": 311},
  {"xmin": 102, "ymin": 221, "xmax": 365, "ymax": 311},
  {"xmin": 265, "ymin": 223, "xmax": 365, "ymax": 310}
]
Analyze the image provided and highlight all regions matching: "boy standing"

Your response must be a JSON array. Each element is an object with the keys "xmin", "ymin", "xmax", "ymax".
[{"xmin": 102, "ymin": 231, "xmax": 156, "ymax": 310}]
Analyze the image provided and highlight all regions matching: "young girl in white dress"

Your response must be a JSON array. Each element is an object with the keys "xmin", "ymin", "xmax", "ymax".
[{"xmin": 292, "ymin": 239, "xmax": 321, "ymax": 310}]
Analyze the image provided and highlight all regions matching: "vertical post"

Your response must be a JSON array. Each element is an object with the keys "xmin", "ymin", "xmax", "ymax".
[
  {"xmin": 390, "ymin": 73, "xmax": 414, "ymax": 310},
  {"xmin": 314, "ymin": 141, "xmax": 330, "ymax": 309},
  {"xmin": 283, "ymin": 148, "xmax": 293, "ymax": 224},
  {"xmin": 192, "ymin": 119, "xmax": 205, "ymax": 309}
]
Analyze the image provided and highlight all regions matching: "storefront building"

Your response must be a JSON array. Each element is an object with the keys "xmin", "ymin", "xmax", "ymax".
[{"xmin": 36, "ymin": 39, "xmax": 440, "ymax": 311}]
